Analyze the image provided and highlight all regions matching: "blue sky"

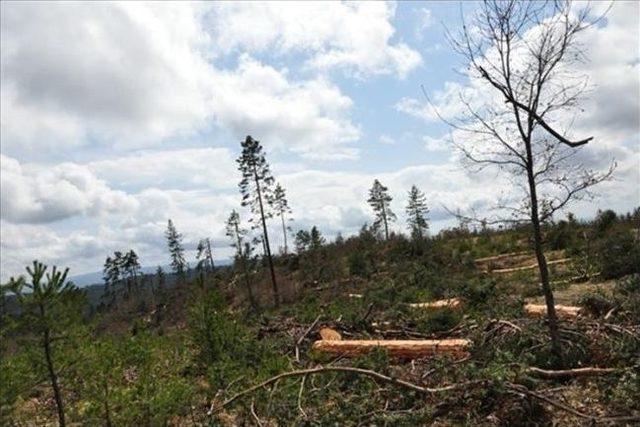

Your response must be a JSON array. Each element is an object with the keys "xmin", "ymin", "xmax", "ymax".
[{"xmin": 1, "ymin": 1, "xmax": 638, "ymax": 281}]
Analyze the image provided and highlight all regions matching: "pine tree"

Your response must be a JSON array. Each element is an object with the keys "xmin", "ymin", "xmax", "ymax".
[
  {"xmin": 102, "ymin": 256, "xmax": 118, "ymax": 306},
  {"xmin": 367, "ymin": 179, "xmax": 396, "ymax": 240},
  {"xmin": 226, "ymin": 210, "xmax": 258, "ymax": 310},
  {"xmin": 7, "ymin": 261, "xmax": 85, "ymax": 427},
  {"xmin": 165, "ymin": 219, "xmax": 187, "ymax": 277},
  {"xmin": 196, "ymin": 238, "xmax": 215, "ymax": 273},
  {"xmin": 294, "ymin": 230, "xmax": 311, "ymax": 253},
  {"xmin": 122, "ymin": 250, "xmax": 141, "ymax": 296},
  {"xmin": 270, "ymin": 183, "xmax": 293, "ymax": 254},
  {"xmin": 309, "ymin": 226, "xmax": 325, "ymax": 250},
  {"xmin": 237, "ymin": 135, "xmax": 279, "ymax": 306},
  {"xmin": 405, "ymin": 185, "xmax": 430, "ymax": 240}
]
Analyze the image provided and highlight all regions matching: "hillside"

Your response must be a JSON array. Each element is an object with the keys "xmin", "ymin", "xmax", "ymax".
[{"xmin": 2, "ymin": 210, "xmax": 639, "ymax": 425}]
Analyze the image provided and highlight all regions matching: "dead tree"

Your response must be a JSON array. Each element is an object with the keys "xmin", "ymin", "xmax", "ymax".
[{"xmin": 437, "ymin": 1, "xmax": 613, "ymax": 363}]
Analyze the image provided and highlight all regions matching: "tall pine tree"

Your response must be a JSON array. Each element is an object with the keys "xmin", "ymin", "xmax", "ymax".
[
  {"xmin": 196, "ymin": 238, "xmax": 215, "ymax": 273},
  {"xmin": 122, "ymin": 250, "xmax": 141, "ymax": 296},
  {"xmin": 165, "ymin": 219, "xmax": 187, "ymax": 277},
  {"xmin": 270, "ymin": 183, "xmax": 293, "ymax": 255},
  {"xmin": 237, "ymin": 135, "xmax": 279, "ymax": 306},
  {"xmin": 405, "ymin": 185, "xmax": 430, "ymax": 240},
  {"xmin": 367, "ymin": 179, "xmax": 396, "ymax": 240}
]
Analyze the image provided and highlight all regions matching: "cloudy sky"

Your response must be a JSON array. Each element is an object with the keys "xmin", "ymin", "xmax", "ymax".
[{"xmin": 1, "ymin": 1, "xmax": 638, "ymax": 281}]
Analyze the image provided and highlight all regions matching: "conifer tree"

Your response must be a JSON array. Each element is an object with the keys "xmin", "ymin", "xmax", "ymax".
[
  {"xmin": 122, "ymin": 250, "xmax": 141, "ymax": 296},
  {"xmin": 154, "ymin": 265, "xmax": 166, "ymax": 302},
  {"xmin": 294, "ymin": 229, "xmax": 311, "ymax": 253},
  {"xmin": 405, "ymin": 185, "xmax": 430, "ymax": 240},
  {"xmin": 237, "ymin": 135, "xmax": 279, "ymax": 306},
  {"xmin": 165, "ymin": 219, "xmax": 187, "ymax": 277},
  {"xmin": 309, "ymin": 226, "xmax": 326, "ymax": 251},
  {"xmin": 367, "ymin": 179, "xmax": 396, "ymax": 240},
  {"xmin": 196, "ymin": 238, "xmax": 215, "ymax": 273},
  {"xmin": 226, "ymin": 210, "xmax": 258, "ymax": 310},
  {"xmin": 270, "ymin": 183, "xmax": 293, "ymax": 254},
  {"xmin": 102, "ymin": 256, "xmax": 118, "ymax": 306},
  {"xmin": 7, "ymin": 261, "xmax": 85, "ymax": 427}
]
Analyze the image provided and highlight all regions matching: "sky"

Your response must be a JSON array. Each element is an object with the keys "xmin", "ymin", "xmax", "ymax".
[{"xmin": 1, "ymin": 1, "xmax": 639, "ymax": 281}]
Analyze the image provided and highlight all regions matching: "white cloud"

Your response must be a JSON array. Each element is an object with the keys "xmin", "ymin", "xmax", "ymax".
[
  {"xmin": 0, "ymin": 2, "xmax": 362, "ymax": 162},
  {"xmin": 1, "ymin": 155, "xmax": 138, "ymax": 224},
  {"xmin": 88, "ymin": 148, "xmax": 238, "ymax": 191},
  {"xmin": 423, "ymin": 135, "xmax": 449, "ymax": 152},
  {"xmin": 415, "ymin": 8, "xmax": 433, "ymax": 40},
  {"xmin": 208, "ymin": 2, "xmax": 422, "ymax": 78},
  {"xmin": 379, "ymin": 135, "xmax": 396, "ymax": 145},
  {"xmin": 1, "ymin": 2, "xmax": 213, "ymax": 155},
  {"xmin": 209, "ymin": 56, "xmax": 361, "ymax": 160}
]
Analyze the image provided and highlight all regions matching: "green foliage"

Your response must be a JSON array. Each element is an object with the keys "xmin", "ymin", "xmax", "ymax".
[
  {"xmin": 348, "ymin": 250, "xmax": 373, "ymax": 278},
  {"xmin": 367, "ymin": 179, "xmax": 396, "ymax": 240},
  {"xmin": 165, "ymin": 219, "xmax": 187, "ymax": 276},
  {"xmin": 461, "ymin": 278, "xmax": 496, "ymax": 308},
  {"xmin": 413, "ymin": 307, "xmax": 461, "ymax": 334},
  {"xmin": 579, "ymin": 289, "xmax": 614, "ymax": 317},
  {"xmin": 595, "ymin": 230, "xmax": 640, "ymax": 279}
]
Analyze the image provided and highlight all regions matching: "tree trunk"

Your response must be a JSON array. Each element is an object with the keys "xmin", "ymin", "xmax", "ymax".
[
  {"xmin": 280, "ymin": 213, "xmax": 288, "ymax": 255},
  {"xmin": 40, "ymin": 303, "xmax": 65, "ymax": 427},
  {"xmin": 103, "ymin": 381, "xmax": 112, "ymax": 427},
  {"xmin": 253, "ymin": 167, "xmax": 279, "ymax": 307},
  {"xmin": 524, "ymin": 147, "xmax": 563, "ymax": 365},
  {"xmin": 206, "ymin": 239, "xmax": 215, "ymax": 273},
  {"xmin": 381, "ymin": 205, "xmax": 389, "ymax": 240},
  {"xmin": 241, "ymin": 255, "xmax": 259, "ymax": 312}
]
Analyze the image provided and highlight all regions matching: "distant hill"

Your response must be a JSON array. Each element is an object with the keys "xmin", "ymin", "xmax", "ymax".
[{"xmin": 69, "ymin": 259, "xmax": 233, "ymax": 288}]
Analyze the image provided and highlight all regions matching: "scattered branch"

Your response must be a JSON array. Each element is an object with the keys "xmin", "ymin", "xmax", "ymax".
[{"xmin": 210, "ymin": 366, "xmax": 489, "ymax": 413}]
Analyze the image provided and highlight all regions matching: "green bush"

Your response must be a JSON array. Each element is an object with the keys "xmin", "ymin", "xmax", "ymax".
[
  {"xmin": 595, "ymin": 231, "xmax": 640, "ymax": 279},
  {"xmin": 348, "ymin": 251, "xmax": 372, "ymax": 278},
  {"xmin": 413, "ymin": 308, "xmax": 461, "ymax": 334}
]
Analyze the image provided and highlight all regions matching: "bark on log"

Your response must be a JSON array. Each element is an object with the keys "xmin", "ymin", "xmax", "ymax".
[
  {"xmin": 312, "ymin": 339, "xmax": 471, "ymax": 359},
  {"xmin": 409, "ymin": 298, "xmax": 462, "ymax": 310},
  {"xmin": 524, "ymin": 303, "xmax": 581, "ymax": 319}
]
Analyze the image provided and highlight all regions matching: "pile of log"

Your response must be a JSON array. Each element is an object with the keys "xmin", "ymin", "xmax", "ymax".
[
  {"xmin": 312, "ymin": 327, "xmax": 471, "ymax": 359},
  {"xmin": 524, "ymin": 303, "xmax": 581, "ymax": 319},
  {"xmin": 409, "ymin": 297, "xmax": 462, "ymax": 310}
]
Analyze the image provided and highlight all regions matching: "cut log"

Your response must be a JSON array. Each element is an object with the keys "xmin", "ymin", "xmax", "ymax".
[
  {"xmin": 348, "ymin": 293, "xmax": 363, "ymax": 299},
  {"xmin": 492, "ymin": 258, "xmax": 571, "ymax": 274},
  {"xmin": 319, "ymin": 328, "xmax": 342, "ymax": 341},
  {"xmin": 312, "ymin": 339, "xmax": 471, "ymax": 359},
  {"xmin": 524, "ymin": 303, "xmax": 581, "ymax": 319},
  {"xmin": 409, "ymin": 298, "xmax": 462, "ymax": 310},
  {"xmin": 474, "ymin": 251, "xmax": 530, "ymax": 264}
]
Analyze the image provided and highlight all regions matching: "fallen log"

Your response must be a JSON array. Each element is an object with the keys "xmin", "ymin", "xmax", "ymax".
[
  {"xmin": 409, "ymin": 298, "xmax": 462, "ymax": 310},
  {"xmin": 492, "ymin": 258, "xmax": 571, "ymax": 274},
  {"xmin": 524, "ymin": 303, "xmax": 581, "ymax": 319},
  {"xmin": 312, "ymin": 338, "xmax": 471, "ymax": 359},
  {"xmin": 474, "ymin": 251, "xmax": 530, "ymax": 264},
  {"xmin": 319, "ymin": 327, "xmax": 342, "ymax": 341},
  {"xmin": 527, "ymin": 366, "xmax": 619, "ymax": 379}
]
